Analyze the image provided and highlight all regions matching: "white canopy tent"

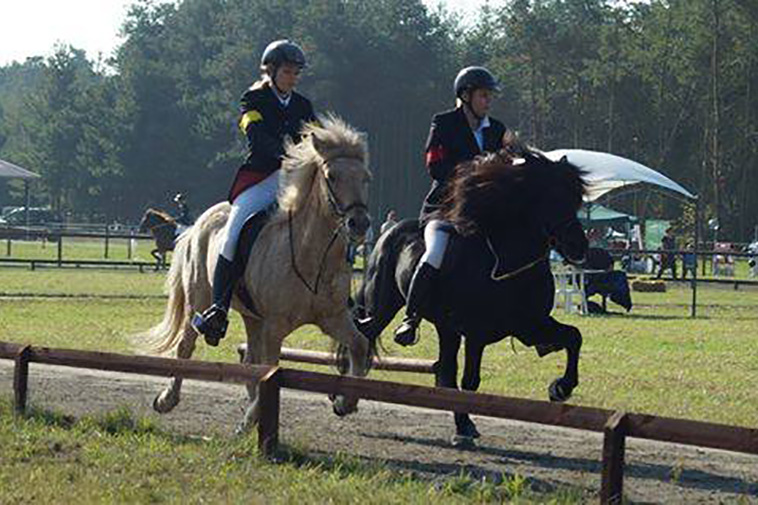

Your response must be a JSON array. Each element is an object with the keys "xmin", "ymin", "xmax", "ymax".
[
  {"xmin": 543, "ymin": 149, "xmax": 702, "ymax": 318},
  {"xmin": 543, "ymin": 149, "xmax": 695, "ymax": 202}
]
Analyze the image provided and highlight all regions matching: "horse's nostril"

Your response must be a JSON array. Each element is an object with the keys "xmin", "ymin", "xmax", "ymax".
[{"xmin": 347, "ymin": 217, "xmax": 356, "ymax": 228}]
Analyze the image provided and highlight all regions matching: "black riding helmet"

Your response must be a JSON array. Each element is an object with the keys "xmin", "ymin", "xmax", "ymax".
[
  {"xmin": 454, "ymin": 66, "xmax": 499, "ymax": 99},
  {"xmin": 261, "ymin": 39, "xmax": 307, "ymax": 71}
]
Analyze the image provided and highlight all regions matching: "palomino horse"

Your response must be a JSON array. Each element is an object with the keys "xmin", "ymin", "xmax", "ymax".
[
  {"xmin": 140, "ymin": 116, "xmax": 373, "ymax": 434},
  {"xmin": 138, "ymin": 208, "xmax": 178, "ymax": 269}
]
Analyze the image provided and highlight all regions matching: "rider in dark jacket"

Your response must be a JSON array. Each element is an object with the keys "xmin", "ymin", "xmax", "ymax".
[
  {"xmin": 192, "ymin": 40, "xmax": 317, "ymax": 346},
  {"xmin": 394, "ymin": 66, "xmax": 508, "ymax": 346}
]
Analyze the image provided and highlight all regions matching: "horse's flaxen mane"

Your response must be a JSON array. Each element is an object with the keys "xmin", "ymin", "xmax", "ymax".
[
  {"xmin": 278, "ymin": 114, "xmax": 368, "ymax": 213},
  {"xmin": 440, "ymin": 140, "xmax": 587, "ymax": 236}
]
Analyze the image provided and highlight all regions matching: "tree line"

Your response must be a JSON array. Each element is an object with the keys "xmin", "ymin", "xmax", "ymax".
[{"xmin": 0, "ymin": 0, "xmax": 756, "ymax": 240}]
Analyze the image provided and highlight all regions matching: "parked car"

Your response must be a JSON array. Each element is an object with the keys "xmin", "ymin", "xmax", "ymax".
[{"xmin": 0, "ymin": 207, "xmax": 62, "ymax": 227}]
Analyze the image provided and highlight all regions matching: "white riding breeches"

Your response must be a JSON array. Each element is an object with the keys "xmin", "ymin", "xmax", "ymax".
[
  {"xmin": 420, "ymin": 219, "xmax": 450, "ymax": 270},
  {"xmin": 219, "ymin": 170, "xmax": 280, "ymax": 261}
]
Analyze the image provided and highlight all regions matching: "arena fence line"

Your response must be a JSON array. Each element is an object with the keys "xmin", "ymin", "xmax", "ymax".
[{"xmin": 1, "ymin": 341, "xmax": 756, "ymax": 505}]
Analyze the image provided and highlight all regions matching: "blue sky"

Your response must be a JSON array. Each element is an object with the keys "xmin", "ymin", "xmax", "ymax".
[{"xmin": 0, "ymin": 0, "xmax": 489, "ymax": 67}]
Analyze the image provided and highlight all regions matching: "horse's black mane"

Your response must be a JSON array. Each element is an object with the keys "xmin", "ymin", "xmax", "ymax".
[{"xmin": 440, "ymin": 142, "xmax": 588, "ymax": 236}]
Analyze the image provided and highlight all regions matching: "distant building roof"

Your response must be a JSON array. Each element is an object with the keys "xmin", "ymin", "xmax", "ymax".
[{"xmin": 0, "ymin": 159, "xmax": 40, "ymax": 180}]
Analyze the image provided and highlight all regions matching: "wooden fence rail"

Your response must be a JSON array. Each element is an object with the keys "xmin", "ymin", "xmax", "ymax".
[{"xmin": 1, "ymin": 341, "xmax": 756, "ymax": 504}]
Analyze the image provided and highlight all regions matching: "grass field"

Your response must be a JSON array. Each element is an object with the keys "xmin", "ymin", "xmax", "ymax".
[
  {"xmin": 0, "ymin": 268, "xmax": 756, "ymax": 503},
  {"xmin": 2, "ymin": 400, "xmax": 583, "ymax": 504},
  {"xmin": 1, "ymin": 268, "xmax": 756, "ymax": 427}
]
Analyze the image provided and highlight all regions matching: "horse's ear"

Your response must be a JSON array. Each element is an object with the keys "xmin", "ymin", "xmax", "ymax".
[
  {"xmin": 311, "ymin": 132, "xmax": 328, "ymax": 157},
  {"xmin": 560, "ymin": 155, "xmax": 569, "ymax": 164}
]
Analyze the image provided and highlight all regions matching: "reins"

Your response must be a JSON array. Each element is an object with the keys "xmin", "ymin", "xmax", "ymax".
[
  {"xmin": 288, "ymin": 209, "xmax": 342, "ymax": 295},
  {"xmin": 485, "ymin": 237, "xmax": 549, "ymax": 281}
]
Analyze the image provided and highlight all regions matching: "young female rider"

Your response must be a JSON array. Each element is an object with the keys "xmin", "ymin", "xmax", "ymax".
[
  {"xmin": 193, "ymin": 40, "xmax": 317, "ymax": 346},
  {"xmin": 394, "ymin": 66, "xmax": 508, "ymax": 346}
]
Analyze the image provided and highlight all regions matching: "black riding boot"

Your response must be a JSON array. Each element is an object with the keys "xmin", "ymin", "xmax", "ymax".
[
  {"xmin": 394, "ymin": 262, "xmax": 437, "ymax": 346},
  {"xmin": 192, "ymin": 256, "xmax": 236, "ymax": 346}
]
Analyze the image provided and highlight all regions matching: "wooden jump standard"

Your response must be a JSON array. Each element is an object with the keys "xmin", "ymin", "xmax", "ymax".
[{"xmin": 2, "ymin": 341, "xmax": 756, "ymax": 504}]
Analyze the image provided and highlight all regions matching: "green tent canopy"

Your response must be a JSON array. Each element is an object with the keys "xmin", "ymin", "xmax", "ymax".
[{"xmin": 578, "ymin": 204, "xmax": 637, "ymax": 226}]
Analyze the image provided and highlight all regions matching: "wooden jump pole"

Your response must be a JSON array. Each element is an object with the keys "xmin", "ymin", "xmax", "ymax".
[{"xmin": 237, "ymin": 344, "xmax": 436, "ymax": 374}]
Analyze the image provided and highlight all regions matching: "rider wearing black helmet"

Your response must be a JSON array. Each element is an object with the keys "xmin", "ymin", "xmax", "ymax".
[
  {"xmin": 394, "ymin": 66, "xmax": 509, "ymax": 346},
  {"xmin": 192, "ymin": 39, "xmax": 317, "ymax": 346},
  {"xmin": 173, "ymin": 193, "xmax": 193, "ymax": 226}
]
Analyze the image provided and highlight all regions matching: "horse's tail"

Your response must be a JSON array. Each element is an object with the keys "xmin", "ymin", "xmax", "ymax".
[{"xmin": 137, "ymin": 234, "xmax": 191, "ymax": 355}]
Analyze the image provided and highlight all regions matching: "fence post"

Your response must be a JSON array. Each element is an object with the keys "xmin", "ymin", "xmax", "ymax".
[
  {"xmin": 600, "ymin": 411, "xmax": 628, "ymax": 505},
  {"xmin": 57, "ymin": 235, "xmax": 63, "ymax": 267},
  {"xmin": 13, "ymin": 346, "xmax": 32, "ymax": 416},
  {"xmin": 6, "ymin": 237, "xmax": 10, "ymax": 256},
  {"xmin": 104, "ymin": 225, "xmax": 110, "ymax": 259},
  {"xmin": 257, "ymin": 367, "xmax": 281, "ymax": 458}
]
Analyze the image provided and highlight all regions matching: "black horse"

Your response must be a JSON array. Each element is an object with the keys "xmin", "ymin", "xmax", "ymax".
[{"xmin": 354, "ymin": 149, "xmax": 589, "ymax": 443}]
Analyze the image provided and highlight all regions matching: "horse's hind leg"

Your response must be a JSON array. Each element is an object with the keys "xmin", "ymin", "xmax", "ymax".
[{"xmin": 153, "ymin": 323, "xmax": 197, "ymax": 413}]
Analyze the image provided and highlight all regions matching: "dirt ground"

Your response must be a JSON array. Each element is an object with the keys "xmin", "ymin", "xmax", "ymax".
[{"xmin": 1, "ymin": 362, "xmax": 756, "ymax": 503}]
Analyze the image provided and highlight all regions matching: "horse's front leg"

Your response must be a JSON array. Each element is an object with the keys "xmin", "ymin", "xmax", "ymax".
[
  {"xmin": 454, "ymin": 339, "xmax": 485, "ymax": 444},
  {"xmin": 151, "ymin": 248, "xmax": 162, "ymax": 270},
  {"xmin": 318, "ymin": 313, "xmax": 371, "ymax": 416},
  {"xmin": 533, "ymin": 316, "xmax": 582, "ymax": 402},
  {"xmin": 153, "ymin": 324, "xmax": 197, "ymax": 413}
]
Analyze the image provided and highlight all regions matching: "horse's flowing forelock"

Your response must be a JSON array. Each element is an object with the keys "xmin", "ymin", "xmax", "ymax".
[
  {"xmin": 278, "ymin": 114, "xmax": 368, "ymax": 213},
  {"xmin": 441, "ymin": 148, "xmax": 588, "ymax": 236}
]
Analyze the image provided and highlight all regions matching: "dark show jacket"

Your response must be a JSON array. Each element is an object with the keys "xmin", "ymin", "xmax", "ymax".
[
  {"xmin": 228, "ymin": 83, "xmax": 316, "ymax": 202},
  {"xmin": 420, "ymin": 106, "xmax": 507, "ymax": 223}
]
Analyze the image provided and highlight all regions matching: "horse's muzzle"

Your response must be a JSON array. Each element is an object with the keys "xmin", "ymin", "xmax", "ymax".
[{"xmin": 346, "ymin": 212, "xmax": 371, "ymax": 242}]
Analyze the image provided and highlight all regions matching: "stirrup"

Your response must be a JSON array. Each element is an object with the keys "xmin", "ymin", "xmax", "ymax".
[
  {"xmin": 191, "ymin": 305, "xmax": 229, "ymax": 347},
  {"xmin": 394, "ymin": 317, "xmax": 420, "ymax": 347}
]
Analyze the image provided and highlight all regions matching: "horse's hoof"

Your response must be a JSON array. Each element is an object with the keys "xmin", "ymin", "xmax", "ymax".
[
  {"xmin": 451, "ymin": 435, "xmax": 477, "ymax": 449},
  {"xmin": 237, "ymin": 344, "xmax": 247, "ymax": 363},
  {"xmin": 548, "ymin": 378, "xmax": 573, "ymax": 402},
  {"xmin": 152, "ymin": 392, "xmax": 177, "ymax": 414}
]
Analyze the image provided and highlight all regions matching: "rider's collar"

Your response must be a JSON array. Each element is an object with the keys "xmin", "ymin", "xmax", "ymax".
[{"xmin": 271, "ymin": 85, "xmax": 292, "ymax": 107}]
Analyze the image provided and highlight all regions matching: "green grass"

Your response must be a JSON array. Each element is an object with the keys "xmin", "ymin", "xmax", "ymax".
[
  {"xmin": 0, "ymin": 269, "xmax": 756, "ymax": 428},
  {"xmin": 1, "ymin": 401, "xmax": 585, "ymax": 504}
]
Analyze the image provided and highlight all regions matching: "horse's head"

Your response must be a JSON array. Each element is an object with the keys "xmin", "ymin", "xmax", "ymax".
[
  {"xmin": 138, "ymin": 209, "xmax": 155, "ymax": 233},
  {"xmin": 441, "ymin": 145, "xmax": 588, "ymax": 264},
  {"xmin": 535, "ymin": 153, "xmax": 589, "ymax": 264},
  {"xmin": 284, "ymin": 116, "xmax": 372, "ymax": 244},
  {"xmin": 139, "ymin": 208, "xmax": 174, "ymax": 234}
]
